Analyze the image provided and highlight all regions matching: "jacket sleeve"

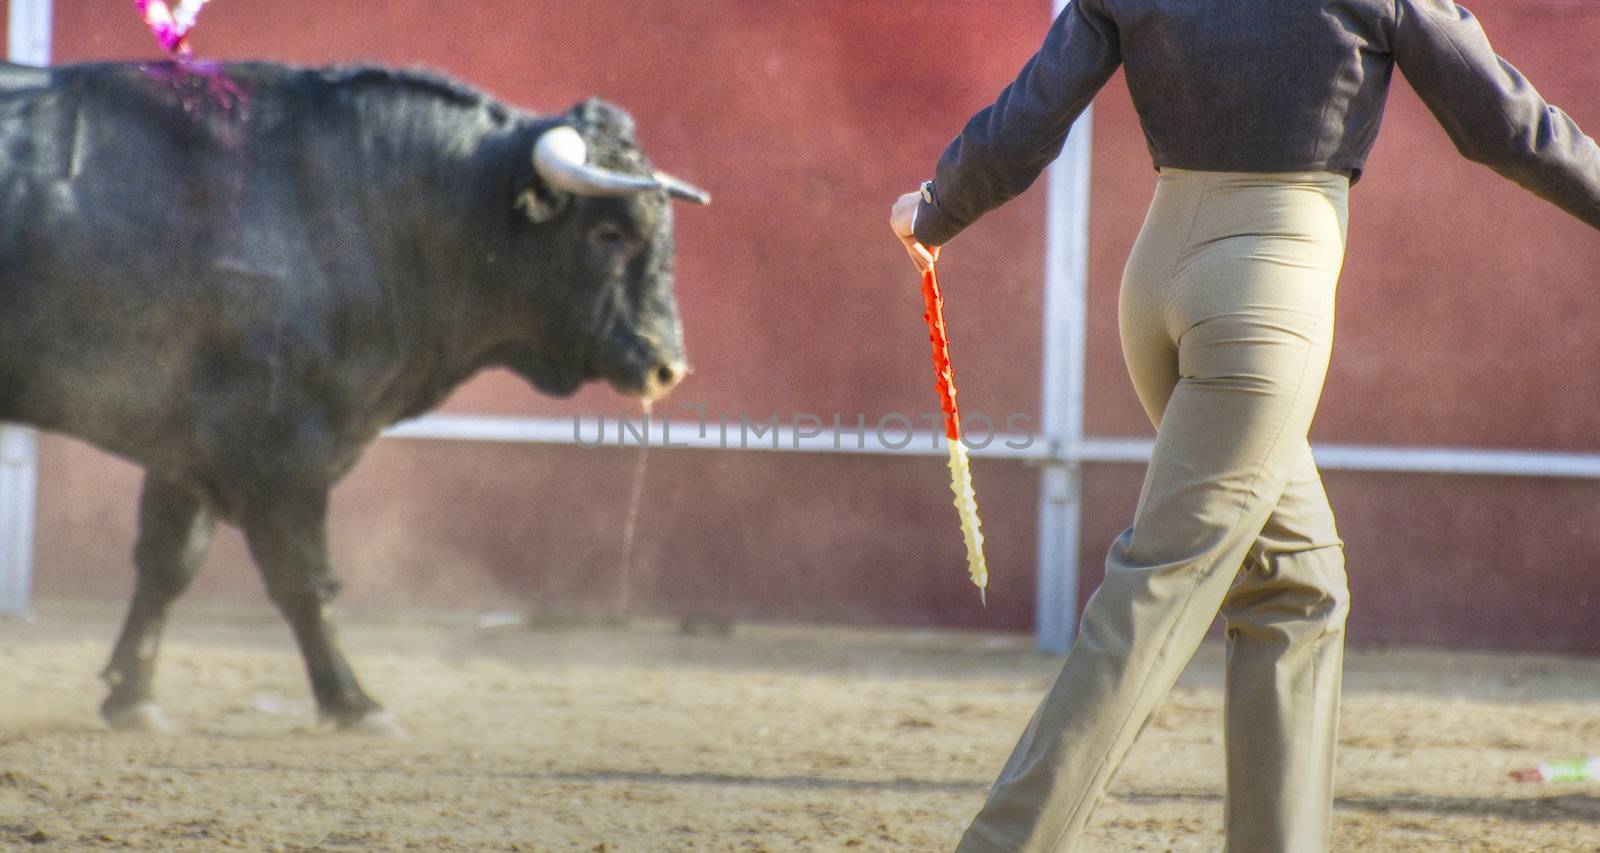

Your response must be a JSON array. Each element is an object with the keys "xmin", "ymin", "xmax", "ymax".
[
  {"xmin": 913, "ymin": 0, "xmax": 1121, "ymax": 247},
  {"xmin": 1393, "ymin": 0, "xmax": 1600, "ymax": 231}
]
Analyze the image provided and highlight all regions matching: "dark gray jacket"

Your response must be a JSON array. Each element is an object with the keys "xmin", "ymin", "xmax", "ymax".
[{"xmin": 913, "ymin": 0, "xmax": 1600, "ymax": 245}]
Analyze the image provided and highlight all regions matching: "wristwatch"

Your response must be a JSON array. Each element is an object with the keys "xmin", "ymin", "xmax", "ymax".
[{"xmin": 919, "ymin": 179, "xmax": 938, "ymax": 206}]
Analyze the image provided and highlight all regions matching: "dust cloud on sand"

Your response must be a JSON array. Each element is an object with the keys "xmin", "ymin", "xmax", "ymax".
[{"xmin": 2, "ymin": 603, "xmax": 1598, "ymax": 850}]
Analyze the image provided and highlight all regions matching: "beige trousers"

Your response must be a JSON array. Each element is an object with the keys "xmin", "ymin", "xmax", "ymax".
[{"xmin": 960, "ymin": 169, "xmax": 1352, "ymax": 852}]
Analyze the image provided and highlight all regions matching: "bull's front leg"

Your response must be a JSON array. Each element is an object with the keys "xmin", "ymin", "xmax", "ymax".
[
  {"xmin": 240, "ymin": 487, "xmax": 402, "ymax": 736},
  {"xmin": 101, "ymin": 475, "xmax": 217, "ymax": 732}
]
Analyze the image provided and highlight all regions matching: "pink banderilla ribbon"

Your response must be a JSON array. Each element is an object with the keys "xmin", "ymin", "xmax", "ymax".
[{"xmin": 135, "ymin": 0, "xmax": 214, "ymax": 56}]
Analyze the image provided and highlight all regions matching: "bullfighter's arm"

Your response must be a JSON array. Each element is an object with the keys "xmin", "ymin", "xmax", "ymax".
[
  {"xmin": 1393, "ymin": 0, "xmax": 1600, "ymax": 231},
  {"xmin": 912, "ymin": 0, "xmax": 1121, "ymax": 247}
]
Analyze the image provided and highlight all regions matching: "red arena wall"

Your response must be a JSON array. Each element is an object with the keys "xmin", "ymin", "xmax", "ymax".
[{"xmin": 10, "ymin": 1, "xmax": 1600, "ymax": 651}]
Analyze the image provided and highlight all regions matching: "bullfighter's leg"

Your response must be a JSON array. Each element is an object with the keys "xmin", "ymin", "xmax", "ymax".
[
  {"xmin": 1218, "ymin": 442, "xmax": 1349, "ymax": 851},
  {"xmin": 240, "ymin": 488, "xmax": 400, "ymax": 735},
  {"xmin": 101, "ymin": 475, "xmax": 216, "ymax": 732}
]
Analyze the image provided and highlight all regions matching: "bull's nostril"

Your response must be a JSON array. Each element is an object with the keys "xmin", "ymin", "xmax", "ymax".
[{"xmin": 640, "ymin": 361, "xmax": 686, "ymax": 401}]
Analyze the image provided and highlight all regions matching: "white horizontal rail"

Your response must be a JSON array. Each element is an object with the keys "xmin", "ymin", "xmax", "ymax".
[
  {"xmin": 383, "ymin": 413, "xmax": 1042, "ymax": 460},
  {"xmin": 386, "ymin": 413, "xmax": 1600, "ymax": 480},
  {"xmin": 1079, "ymin": 436, "xmax": 1600, "ymax": 479}
]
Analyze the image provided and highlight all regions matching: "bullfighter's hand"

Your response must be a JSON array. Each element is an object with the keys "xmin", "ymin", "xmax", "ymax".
[{"xmin": 890, "ymin": 191, "xmax": 939, "ymax": 274}]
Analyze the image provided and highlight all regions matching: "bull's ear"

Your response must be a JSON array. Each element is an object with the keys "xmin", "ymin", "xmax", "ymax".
[
  {"xmin": 570, "ymin": 97, "xmax": 636, "ymax": 141},
  {"xmin": 516, "ymin": 180, "xmax": 567, "ymax": 224}
]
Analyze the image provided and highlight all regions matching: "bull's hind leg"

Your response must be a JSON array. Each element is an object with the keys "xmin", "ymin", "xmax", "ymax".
[
  {"xmin": 241, "ymin": 488, "xmax": 402, "ymax": 736},
  {"xmin": 101, "ymin": 475, "xmax": 216, "ymax": 732}
]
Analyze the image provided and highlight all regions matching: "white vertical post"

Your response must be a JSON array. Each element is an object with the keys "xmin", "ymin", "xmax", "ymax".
[
  {"xmin": 1036, "ymin": 0, "xmax": 1094, "ymax": 651},
  {"xmin": 0, "ymin": 429, "xmax": 39, "ymax": 616},
  {"xmin": 8, "ymin": 0, "xmax": 52, "ymax": 66},
  {"xmin": 2, "ymin": 0, "xmax": 51, "ymax": 617}
]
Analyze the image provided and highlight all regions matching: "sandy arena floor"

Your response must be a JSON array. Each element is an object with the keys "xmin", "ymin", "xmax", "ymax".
[{"xmin": 1, "ymin": 602, "xmax": 1598, "ymax": 851}]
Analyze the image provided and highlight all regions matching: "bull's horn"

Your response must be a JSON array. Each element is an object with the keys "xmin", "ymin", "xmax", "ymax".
[
  {"xmin": 533, "ymin": 125, "xmax": 662, "ymax": 197},
  {"xmin": 653, "ymin": 171, "xmax": 711, "ymax": 205}
]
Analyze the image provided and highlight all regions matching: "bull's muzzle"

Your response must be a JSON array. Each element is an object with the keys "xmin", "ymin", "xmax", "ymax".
[{"xmin": 641, "ymin": 359, "xmax": 687, "ymax": 402}]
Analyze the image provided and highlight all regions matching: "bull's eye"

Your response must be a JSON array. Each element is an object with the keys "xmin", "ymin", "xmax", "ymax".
[{"xmin": 588, "ymin": 222, "xmax": 630, "ymax": 254}]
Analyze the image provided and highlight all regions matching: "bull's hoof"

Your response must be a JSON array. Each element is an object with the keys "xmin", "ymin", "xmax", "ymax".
[
  {"xmin": 334, "ymin": 709, "xmax": 408, "ymax": 738},
  {"xmin": 103, "ymin": 701, "xmax": 173, "ymax": 734}
]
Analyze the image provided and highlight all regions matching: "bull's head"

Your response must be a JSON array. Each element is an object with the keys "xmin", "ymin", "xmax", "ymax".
[{"xmin": 511, "ymin": 99, "xmax": 707, "ymax": 402}]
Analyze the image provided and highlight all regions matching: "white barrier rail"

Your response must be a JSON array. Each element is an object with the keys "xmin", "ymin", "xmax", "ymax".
[
  {"xmin": 14, "ymin": 407, "xmax": 1584, "ymax": 495},
  {"xmin": 1077, "ymin": 437, "xmax": 1600, "ymax": 480},
  {"xmin": 386, "ymin": 413, "xmax": 1600, "ymax": 481},
  {"xmin": 383, "ymin": 413, "xmax": 1044, "ymax": 460}
]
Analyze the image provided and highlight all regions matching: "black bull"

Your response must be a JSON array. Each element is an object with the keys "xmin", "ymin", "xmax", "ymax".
[{"xmin": 0, "ymin": 61, "xmax": 708, "ymax": 732}]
